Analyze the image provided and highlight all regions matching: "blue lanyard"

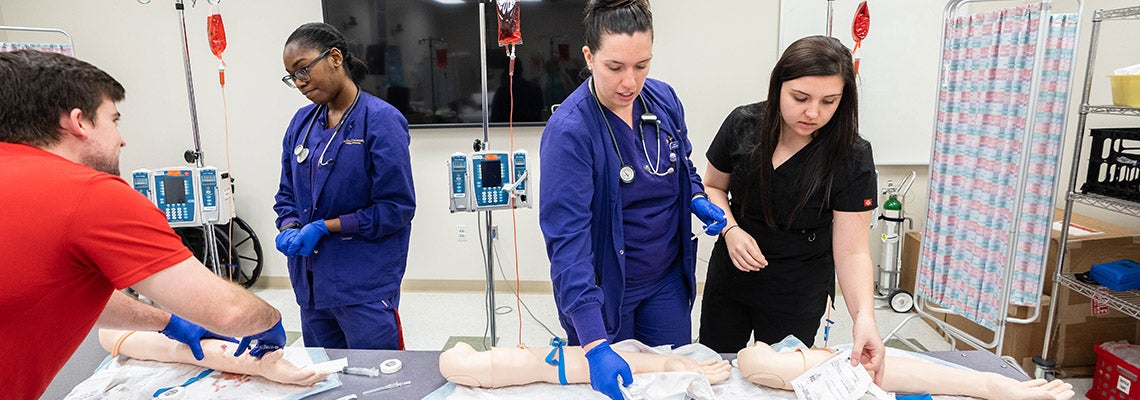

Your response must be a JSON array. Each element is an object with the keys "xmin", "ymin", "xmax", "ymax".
[{"xmin": 152, "ymin": 368, "xmax": 214, "ymax": 398}]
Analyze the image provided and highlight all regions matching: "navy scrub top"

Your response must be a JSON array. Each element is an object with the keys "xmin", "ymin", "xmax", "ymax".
[{"xmin": 539, "ymin": 78, "xmax": 705, "ymax": 346}]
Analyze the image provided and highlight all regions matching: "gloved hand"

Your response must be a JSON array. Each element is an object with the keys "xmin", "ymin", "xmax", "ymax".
[
  {"xmin": 691, "ymin": 196, "xmax": 728, "ymax": 236},
  {"xmin": 160, "ymin": 314, "xmax": 238, "ymax": 361},
  {"xmin": 274, "ymin": 228, "xmax": 302, "ymax": 257},
  {"xmin": 234, "ymin": 319, "xmax": 286, "ymax": 358},
  {"xmin": 584, "ymin": 341, "xmax": 633, "ymax": 400},
  {"xmin": 296, "ymin": 220, "xmax": 329, "ymax": 256}
]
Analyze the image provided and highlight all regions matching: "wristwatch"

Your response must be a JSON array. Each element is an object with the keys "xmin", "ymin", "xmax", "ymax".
[{"xmin": 278, "ymin": 221, "xmax": 301, "ymax": 232}]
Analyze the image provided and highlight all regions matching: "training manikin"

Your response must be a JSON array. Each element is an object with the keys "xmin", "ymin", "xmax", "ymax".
[
  {"xmin": 736, "ymin": 342, "xmax": 1074, "ymax": 400},
  {"xmin": 438, "ymin": 340, "xmax": 1074, "ymax": 400},
  {"xmin": 439, "ymin": 342, "xmax": 731, "ymax": 388},
  {"xmin": 98, "ymin": 329, "xmax": 328, "ymax": 386}
]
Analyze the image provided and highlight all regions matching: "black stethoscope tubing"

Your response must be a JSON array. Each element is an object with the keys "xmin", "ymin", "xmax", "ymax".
[{"xmin": 294, "ymin": 88, "xmax": 362, "ymax": 166}]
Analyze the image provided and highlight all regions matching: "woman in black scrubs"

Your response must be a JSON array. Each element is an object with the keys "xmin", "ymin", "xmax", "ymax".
[{"xmin": 698, "ymin": 35, "xmax": 885, "ymax": 383}]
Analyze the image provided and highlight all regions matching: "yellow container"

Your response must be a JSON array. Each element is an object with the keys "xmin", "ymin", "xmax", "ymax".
[{"xmin": 1108, "ymin": 75, "xmax": 1140, "ymax": 108}]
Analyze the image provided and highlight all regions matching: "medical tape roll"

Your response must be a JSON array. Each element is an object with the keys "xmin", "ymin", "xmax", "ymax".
[{"xmin": 380, "ymin": 358, "xmax": 402, "ymax": 374}]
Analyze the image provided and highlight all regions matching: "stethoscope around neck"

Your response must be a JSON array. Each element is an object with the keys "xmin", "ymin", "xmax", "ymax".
[
  {"xmin": 294, "ymin": 88, "xmax": 361, "ymax": 166},
  {"xmin": 589, "ymin": 78, "xmax": 675, "ymax": 184}
]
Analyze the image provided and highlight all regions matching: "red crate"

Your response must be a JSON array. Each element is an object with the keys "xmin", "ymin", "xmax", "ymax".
[{"xmin": 1088, "ymin": 343, "xmax": 1140, "ymax": 400}]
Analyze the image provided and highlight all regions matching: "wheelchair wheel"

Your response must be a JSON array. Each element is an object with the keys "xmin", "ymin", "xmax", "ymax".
[
  {"xmin": 174, "ymin": 217, "xmax": 263, "ymax": 288},
  {"xmin": 218, "ymin": 217, "xmax": 264, "ymax": 288}
]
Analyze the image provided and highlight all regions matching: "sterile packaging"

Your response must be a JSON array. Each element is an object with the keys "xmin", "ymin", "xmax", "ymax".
[{"xmin": 1114, "ymin": 63, "xmax": 1140, "ymax": 76}]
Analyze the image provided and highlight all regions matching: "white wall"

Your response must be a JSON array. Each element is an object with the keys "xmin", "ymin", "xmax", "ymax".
[
  {"xmin": 0, "ymin": 0, "xmax": 774, "ymax": 286},
  {"xmin": 2, "ymin": 0, "xmax": 1136, "ymax": 289}
]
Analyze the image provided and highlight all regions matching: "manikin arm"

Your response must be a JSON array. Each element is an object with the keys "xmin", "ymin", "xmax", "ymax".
[
  {"xmin": 98, "ymin": 329, "xmax": 327, "ymax": 386},
  {"xmin": 439, "ymin": 342, "xmax": 730, "ymax": 388},
  {"xmin": 736, "ymin": 342, "xmax": 1074, "ymax": 400}
]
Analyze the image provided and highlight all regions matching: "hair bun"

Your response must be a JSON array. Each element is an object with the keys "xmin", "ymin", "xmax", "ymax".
[{"xmin": 589, "ymin": 0, "xmax": 646, "ymax": 11}]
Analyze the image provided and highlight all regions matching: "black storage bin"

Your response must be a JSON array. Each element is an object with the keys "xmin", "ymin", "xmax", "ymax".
[{"xmin": 1082, "ymin": 127, "xmax": 1140, "ymax": 201}]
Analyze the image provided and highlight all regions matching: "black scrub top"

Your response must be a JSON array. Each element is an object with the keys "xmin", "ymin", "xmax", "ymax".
[{"xmin": 704, "ymin": 102, "xmax": 877, "ymax": 314}]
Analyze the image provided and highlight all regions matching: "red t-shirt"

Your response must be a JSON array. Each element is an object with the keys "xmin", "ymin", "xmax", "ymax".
[{"xmin": 0, "ymin": 143, "xmax": 192, "ymax": 398}]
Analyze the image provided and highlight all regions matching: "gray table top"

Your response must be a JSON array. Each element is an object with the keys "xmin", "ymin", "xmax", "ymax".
[
  {"xmin": 306, "ymin": 349, "xmax": 445, "ymax": 400},
  {"xmin": 302, "ymin": 348, "xmax": 1025, "ymax": 399},
  {"xmin": 923, "ymin": 350, "xmax": 1029, "ymax": 380}
]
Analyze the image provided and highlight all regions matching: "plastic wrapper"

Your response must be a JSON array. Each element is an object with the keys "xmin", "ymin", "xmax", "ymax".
[{"xmin": 1100, "ymin": 341, "xmax": 1140, "ymax": 369}]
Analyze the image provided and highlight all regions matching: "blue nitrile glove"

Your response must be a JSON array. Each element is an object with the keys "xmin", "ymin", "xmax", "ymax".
[
  {"xmin": 274, "ymin": 229, "xmax": 302, "ymax": 257},
  {"xmin": 584, "ymin": 341, "xmax": 633, "ymax": 400},
  {"xmin": 691, "ymin": 196, "xmax": 727, "ymax": 236},
  {"xmin": 160, "ymin": 314, "xmax": 238, "ymax": 361},
  {"xmin": 234, "ymin": 319, "xmax": 286, "ymax": 358},
  {"xmin": 296, "ymin": 220, "xmax": 329, "ymax": 256}
]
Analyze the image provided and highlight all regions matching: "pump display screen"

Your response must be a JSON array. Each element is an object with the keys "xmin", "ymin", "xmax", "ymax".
[
  {"xmin": 480, "ymin": 160, "xmax": 502, "ymax": 188},
  {"xmin": 163, "ymin": 177, "xmax": 187, "ymax": 203}
]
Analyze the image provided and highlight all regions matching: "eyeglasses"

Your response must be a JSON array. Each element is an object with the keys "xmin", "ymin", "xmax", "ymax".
[{"xmin": 281, "ymin": 49, "xmax": 332, "ymax": 88}]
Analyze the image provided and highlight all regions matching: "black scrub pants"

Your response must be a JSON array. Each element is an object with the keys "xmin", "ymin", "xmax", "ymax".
[
  {"xmin": 698, "ymin": 287, "xmax": 825, "ymax": 354},
  {"xmin": 697, "ymin": 235, "xmax": 832, "ymax": 354}
]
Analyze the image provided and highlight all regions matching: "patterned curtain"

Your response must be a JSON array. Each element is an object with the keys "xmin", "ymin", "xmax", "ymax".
[{"xmin": 917, "ymin": 5, "xmax": 1077, "ymax": 330}]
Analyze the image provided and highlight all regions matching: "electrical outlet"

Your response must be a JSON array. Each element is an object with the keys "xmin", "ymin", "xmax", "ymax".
[
  {"xmin": 491, "ymin": 225, "xmax": 498, "ymax": 239},
  {"xmin": 457, "ymin": 225, "xmax": 467, "ymax": 242}
]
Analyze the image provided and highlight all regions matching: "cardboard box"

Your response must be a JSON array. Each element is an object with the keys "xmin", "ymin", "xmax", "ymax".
[
  {"xmin": 899, "ymin": 231, "xmax": 946, "ymax": 332},
  {"xmin": 900, "ymin": 231, "xmax": 922, "ymax": 296},
  {"xmin": 899, "ymin": 211, "xmax": 1140, "ymax": 375},
  {"xmin": 1046, "ymin": 209, "xmax": 1140, "ymax": 291},
  {"xmin": 900, "ymin": 210, "xmax": 1140, "ymax": 296},
  {"xmin": 1046, "ymin": 286, "xmax": 1140, "ymax": 376}
]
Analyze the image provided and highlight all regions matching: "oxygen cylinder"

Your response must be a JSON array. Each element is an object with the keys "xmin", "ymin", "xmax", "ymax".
[{"xmin": 878, "ymin": 192, "xmax": 903, "ymax": 294}]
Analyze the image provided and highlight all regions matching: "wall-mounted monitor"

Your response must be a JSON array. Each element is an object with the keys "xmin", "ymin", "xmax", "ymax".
[{"xmin": 321, "ymin": 0, "xmax": 589, "ymax": 128}]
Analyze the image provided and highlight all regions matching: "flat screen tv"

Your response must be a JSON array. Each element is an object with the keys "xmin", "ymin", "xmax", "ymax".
[{"xmin": 321, "ymin": 0, "xmax": 589, "ymax": 127}]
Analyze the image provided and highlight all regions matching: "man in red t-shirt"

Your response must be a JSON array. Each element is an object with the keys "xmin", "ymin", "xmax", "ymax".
[{"xmin": 0, "ymin": 50, "xmax": 288, "ymax": 399}]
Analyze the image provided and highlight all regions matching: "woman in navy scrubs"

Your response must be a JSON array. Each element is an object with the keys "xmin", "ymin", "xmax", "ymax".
[
  {"xmin": 538, "ymin": 1, "xmax": 726, "ymax": 399},
  {"xmin": 274, "ymin": 22, "xmax": 415, "ymax": 350},
  {"xmin": 698, "ymin": 35, "xmax": 885, "ymax": 383}
]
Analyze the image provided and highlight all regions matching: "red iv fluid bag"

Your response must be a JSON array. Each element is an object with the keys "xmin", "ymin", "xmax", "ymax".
[
  {"xmin": 496, "ymin": 0, "xmax": 521, "ymax": 46},
  {"xmin": 852, "ymin": 1, "xmax": 870, "ymax": 42},
  {"xmin": 208, "ymin": 12, "xmax": 227, "ymax": 59}
]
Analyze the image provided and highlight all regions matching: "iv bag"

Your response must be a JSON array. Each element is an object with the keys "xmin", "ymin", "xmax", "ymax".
[
  {"xmin": 496, "ymin": 0, "xmax": 522, "ymax": 46},
  {"xmin": 436, "ymin": 48, "xmax": 448, "ymax": 68},
  {"xmin": 207, "ymin": 8, "xmax": 227, "ymax": 60},
  {"xmin": 852, "ymin": 1, "xmax": 870, "ymax": 43}
]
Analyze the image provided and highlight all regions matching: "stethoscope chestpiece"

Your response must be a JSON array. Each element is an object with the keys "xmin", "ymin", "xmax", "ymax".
[
  {"xmin": 620, "ymin": 164, "xmax": 636, "ymax": 184},
  {"xmin": 640, "ymin": 112, "xmax": 660, "ymax": 126},
  {"xmin": 295, "ymin": 145, "xmax": 310, "ymax": 163}
]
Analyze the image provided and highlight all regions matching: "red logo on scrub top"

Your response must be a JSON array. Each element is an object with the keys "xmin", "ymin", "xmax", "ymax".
[{"xmin": 864, "ymin": 199, "xmax": 873, "ymax": 207}]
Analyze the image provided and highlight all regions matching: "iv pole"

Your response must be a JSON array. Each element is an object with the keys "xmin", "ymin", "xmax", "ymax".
[
  {"xmin": 826, "ymin": 0, "xmax": 836, "ymax": 36},
  {"xmin": 142, "ymin": 0, "xmax": 224, "ymax": 276},
  {"xmin": 478, "ymin": 0, "xmax": 498, "ymax": 347},
  {"xmin": 418, "ymin": 36, "xmax": 445, "ymax": 122}
]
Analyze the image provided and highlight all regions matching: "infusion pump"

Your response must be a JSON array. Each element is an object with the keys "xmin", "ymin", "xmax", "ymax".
[
  {"xmin": 448, "ymin": 150, "xmax": 531, "ymax": 212},
  {"xmin": 131, "ymin": 167, "xmax": 233, "ymax": 227}
]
